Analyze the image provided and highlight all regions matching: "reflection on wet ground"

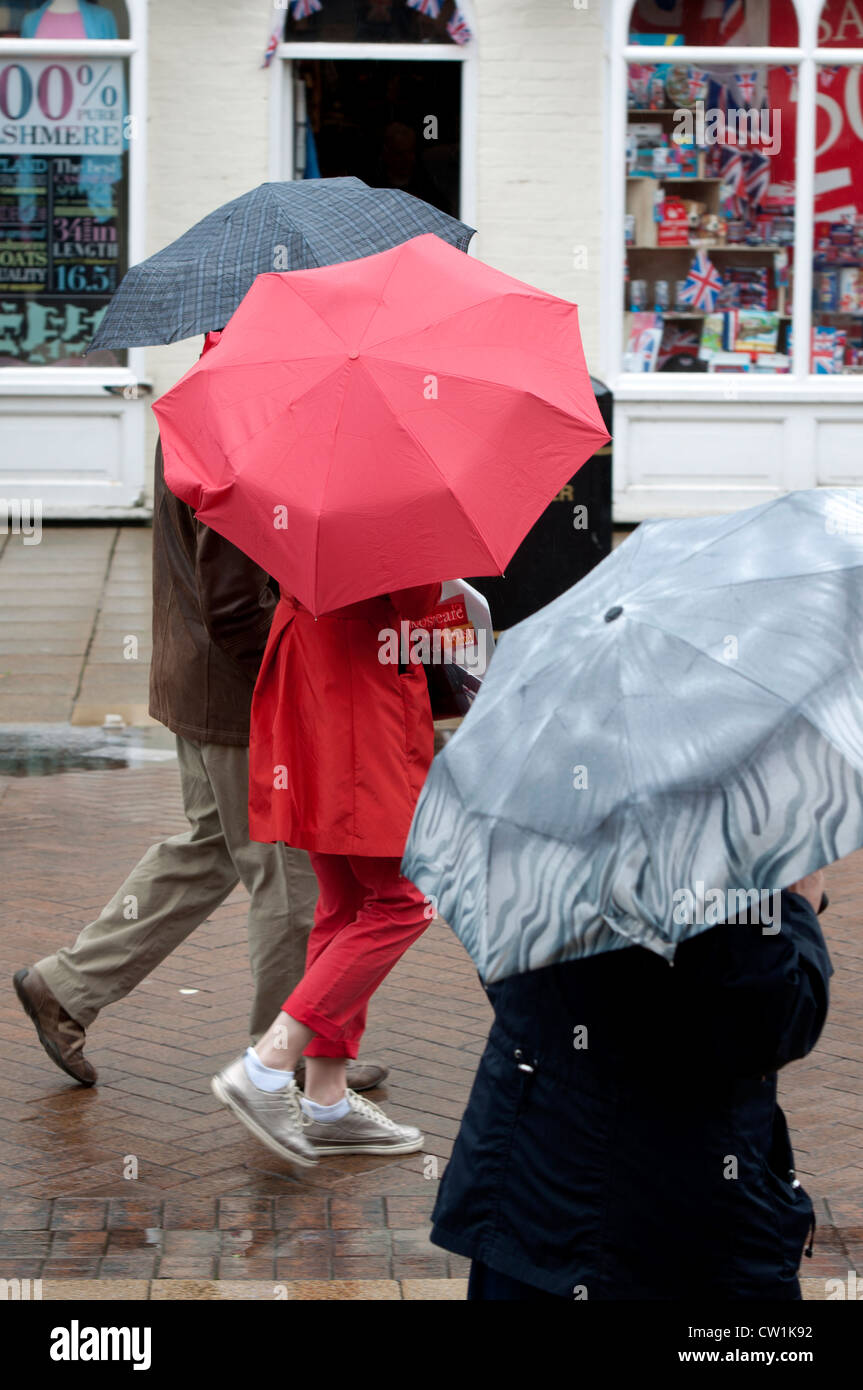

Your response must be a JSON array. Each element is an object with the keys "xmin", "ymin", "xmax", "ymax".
[{"xmin": 0, "ymin": 724, "xmax": 177, "ymax": 777}]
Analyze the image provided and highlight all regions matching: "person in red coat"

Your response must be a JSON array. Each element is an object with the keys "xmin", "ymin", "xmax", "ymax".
[{"xmin": 212, "ymin": 583, "xmax": 441, "ymax": 1166}]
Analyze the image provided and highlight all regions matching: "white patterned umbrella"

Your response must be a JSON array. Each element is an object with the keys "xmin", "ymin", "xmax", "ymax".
[{"xmin": 403, "ymin": 490, "xmax": 863, "ymax": 982}]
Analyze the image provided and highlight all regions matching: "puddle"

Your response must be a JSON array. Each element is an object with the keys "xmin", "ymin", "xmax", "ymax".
[{"xmin": 0, "ymin": 724, "xmax": 177, "ymax": 777}]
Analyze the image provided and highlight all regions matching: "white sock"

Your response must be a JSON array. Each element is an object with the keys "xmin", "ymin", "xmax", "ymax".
[
  {"xmin": 244, "ymin": 1046, "xmax": 293, "ymax": 1093},
  {"xmin": 301, "ymin": 1094, "xmax": 350, "ymax": 1122}
]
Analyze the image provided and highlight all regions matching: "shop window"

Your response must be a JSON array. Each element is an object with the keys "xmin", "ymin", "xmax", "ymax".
[
  {"xmin": 1, "ymin": 2, "xmax": 130, "ymax": 40},
  {"xmin": 624, "ymin": 1, "xmax": 798, "ymax": 375},
  {"xmin": 809, "ymin": 62, "xmax": 863, "ymax": 374},
  {"xmin": 0, "ymin": 1, "xmax": 129, "ymax": 366},
  {"xmin": 628, "ymin": 0, "xmax": 798, "ymax": 46}
]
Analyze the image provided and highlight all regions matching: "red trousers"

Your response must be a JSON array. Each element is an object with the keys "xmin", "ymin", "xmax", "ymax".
[{"xmin": 283, "ymin": 853, "xmax": 430, "ymax": 1059}]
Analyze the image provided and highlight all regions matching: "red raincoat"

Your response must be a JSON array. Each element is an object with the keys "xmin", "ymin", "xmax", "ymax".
[{"xmin": 248, "ymin": 585, "xmax": 440, "ymax": 857}]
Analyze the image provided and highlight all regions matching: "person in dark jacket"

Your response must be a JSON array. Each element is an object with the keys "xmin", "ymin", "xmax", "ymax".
[
  {"xmin": 14, "ymin": 344, "xmax": 387, "ymax": 1094},
  {"xmin": 431, "ymin": 870, "xmax": 832, "ymax": 1301}
]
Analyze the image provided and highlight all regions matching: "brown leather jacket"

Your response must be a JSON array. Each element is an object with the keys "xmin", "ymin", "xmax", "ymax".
[{"xmin": 149, "ymin": 441, "xmax": 276, "ymax": 746}]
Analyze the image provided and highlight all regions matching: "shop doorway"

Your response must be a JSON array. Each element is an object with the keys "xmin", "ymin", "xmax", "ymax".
[
  {"xmin": 293, "ymin": 58, "xmax": 461, "ymax": 218},
  {"xmin": 294, "ymin": 59, "xmax": 462, "ymax": 219}
]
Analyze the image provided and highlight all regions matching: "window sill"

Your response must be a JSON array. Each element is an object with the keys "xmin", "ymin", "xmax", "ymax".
[
  {"xmin": 0, "ymin": 368, "xmax": 138, "ymax": 396},
  {"xmin": 612, "ymin": 373, "xmax": 863, "ymax": 403}
]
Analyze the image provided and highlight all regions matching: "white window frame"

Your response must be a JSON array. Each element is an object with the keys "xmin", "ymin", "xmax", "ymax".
[
  {"xmin": 603, "ymin": 0, "xmax": 863, "ymax": 400},
  {"xmin": 0, "ymin": 0, "xmax": 148, "ymax": 397},
  {"xmin": 268, "ymin": 7, "xmax": 479, "ymax": 232}
]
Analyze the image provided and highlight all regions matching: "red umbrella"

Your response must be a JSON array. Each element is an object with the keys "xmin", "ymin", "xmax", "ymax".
[{"xmin": 153, "ymin": 234, "xmax": 609, "ymax": 616}]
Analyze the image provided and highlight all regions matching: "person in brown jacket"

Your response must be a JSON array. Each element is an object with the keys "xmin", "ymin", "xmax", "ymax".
[{"xmin": 14, "ymin": 358, "xmax": 387, "ymax": 1094}]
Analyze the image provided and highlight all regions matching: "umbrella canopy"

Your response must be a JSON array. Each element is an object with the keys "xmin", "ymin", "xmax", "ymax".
[
  {"xmin": 153, "ymin": 233, "xmax": 609, "ymax": 616},
  {"xmin": 90, "ymin": 178, "xmax": 474, "ymax": 350},
  {"xmin": 402, "ymin": 490, "xmax": 863, "ymax": 983}
]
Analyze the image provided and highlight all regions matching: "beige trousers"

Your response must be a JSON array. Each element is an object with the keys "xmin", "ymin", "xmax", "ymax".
[{"xmin": 36, "ymin": 735, "xmax": 317, "ymax": 1040}]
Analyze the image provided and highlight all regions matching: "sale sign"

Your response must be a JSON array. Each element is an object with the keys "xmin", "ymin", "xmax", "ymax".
[
  {"xmin": 770, "ymin": 0, "xmax": 863, "ymax": 221},
  {"xmin": 0, "ymin": 59, "xmax": 126, "ymax": 152}
]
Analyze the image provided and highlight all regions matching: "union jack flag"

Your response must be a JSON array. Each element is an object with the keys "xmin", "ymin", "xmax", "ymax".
[
  {"xmin": 680, "ymin": 250, "xmax": 723, "ymax": 312},
  {"xmin": 743, "ymin": 151, "xmax": 771, "ymax": 207},
  {"xmin": 686, "ymin": 67, "xmax": 705, "ymax": 103},
  {"xmin": 734, "ymin": 70, "xmax": 759, "ymax": 106},
  {"xmin": 719, "ymin": 146, "xmax": 745, "ymax": 214},
  {"xmin": 407, "ymin": 0, "xmax": 441, "ymax": 16},
  {"xmin": 262, "ymin": 12, "xmax": 284, "ymax": 67},
  {"xmin": 447, "ymin": 7, "xmax": 473, "ymax": 43},
  {"xmin": 292, "ymin": 0, "xmax": 323, "ymax": 18},
  {"xmin": 720, "ymin": 147, "xmax": 744, "ymax": 185},
  {"xmin": 719, "ymin": 0, "xmax": 745, "ymax": 43}
]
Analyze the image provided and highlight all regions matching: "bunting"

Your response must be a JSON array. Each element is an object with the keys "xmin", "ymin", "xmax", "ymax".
[
  {"xmin": 262, "ymin": 9, "xmax": 284, "ymax": 67},
  {"xmin": 447, "ymin": 7, "xmax": 473, "ymax": 43}
]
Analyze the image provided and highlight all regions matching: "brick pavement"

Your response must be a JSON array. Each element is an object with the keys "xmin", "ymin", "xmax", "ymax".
[
  {"xmin": 0, "ymin": 761, "xmax": 480, "ymax": 1298},
  {"xmin": 0, "ymin": 760, "xmax": 861, "ymax": 1299},
  {"xmin": 0, "ymin": 525, "xmax": 861, "ymax": 1299},
  {"xmin": 0, "ymin": 526, "xmax": 154, "ymax": 728}
]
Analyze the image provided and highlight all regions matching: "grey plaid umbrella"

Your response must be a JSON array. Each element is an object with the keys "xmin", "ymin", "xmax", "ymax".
[
  {"xmin": 90, "ymin": 177, "xmax": 475, "ymax": 350},
  {"xmin": 403, "ymin": 489, "xmax": 863, "ymax": 983}
]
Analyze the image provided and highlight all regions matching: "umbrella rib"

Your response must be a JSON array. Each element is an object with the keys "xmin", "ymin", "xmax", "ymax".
[
  {"xmin": 367, "ymin": 355, "xmax": 610, "ymax": 433},
  {"xmin": 313, "ymin": 360, "xmax": 353, "ymax": 613},
  {"xmin": 644, "ymin": 557, "xmax": 863, "ymax": 597},
  {"xmin": 441, "ymin": 649, "xmax": 860, "ymax": 882},
  {"xmin": 274, "ymin": 273, "xmax": 353, "ymax": 353},
  {"xmin": 363, "ymin": 289, "xmax": 574, "ymax": 358},
  {"xmin": 610, "ymin": 631, "xmax": 660, "ymax": 901},
  {"xmin": 205, "ymin": 353, "xmax": 345, "ymax": 375},
  {"xmin": 624, "ymin": 620, "xmax": 853, "ymax": 803},
  {"xmin": 268, "ymin": 190, "xmax": 321, "ymax": 268},
  {"xmin": 356, "ymin": 244, "xmax": 408, "ymax": 351},
  {"xmin": 462, "ymin": 618, "xmax": 839, "ymax": 853},
  {"xmin": 629, "ymin": 615, "xmax": 805, "ymax": 716},
  {"xmin": 362, "ymin": 363, "xmax": 606, "ymax": 569},
  {"xmin": 213, "ymin": 361, "xmax": 349, "ymax": 477},
  {"xmin": 355, "ymin": 360, "xmax": 504, "ymax": 570},
  {"xmin": 618, "ymin": 496, "xmax": 792, "ymax": 600}
]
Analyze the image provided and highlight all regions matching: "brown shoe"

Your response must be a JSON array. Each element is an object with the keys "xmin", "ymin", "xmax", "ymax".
[
  {"xmin": 13, "ymin": 968, "xmax": 97, "ymax": 1086},
  {"xmin": 294, "ymin": 1058, "xmax": 388, "ymax": 1093}
]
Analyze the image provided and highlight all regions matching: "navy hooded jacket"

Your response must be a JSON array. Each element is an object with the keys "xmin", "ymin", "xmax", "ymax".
[{"xmin": 430, "ymin": 890, "xmax": 831, "ymax": 1300}]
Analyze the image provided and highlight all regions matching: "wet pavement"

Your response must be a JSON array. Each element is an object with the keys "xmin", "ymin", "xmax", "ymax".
[
  {"xmin": 0, "ymin": 724, "xmax": 176, "ymax": 778},
  {"xmin": 1, "ymin": 756, "xmax": 861, "ymax": 1299},
  {"xmin": 0, "ymin": 526, "xmax": 861, "ymax": 1299},
  {"xmin": 0, "ymin": 759, "xmax": 478, "ymax": 1298},
  {"xmin": 0, "ymin": 525, "xmax": 154, "ymax": 729}
]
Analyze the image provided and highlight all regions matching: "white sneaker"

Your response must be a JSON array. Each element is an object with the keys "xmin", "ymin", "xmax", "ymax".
[{"xmin": 303, "ymin": 1089, "xmax": 424, "ymax": 1156}]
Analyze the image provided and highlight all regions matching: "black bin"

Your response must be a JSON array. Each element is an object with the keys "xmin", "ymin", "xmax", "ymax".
[{"xmin": 468, "ymin": 377, "xmax": 612, "ymax": 630}]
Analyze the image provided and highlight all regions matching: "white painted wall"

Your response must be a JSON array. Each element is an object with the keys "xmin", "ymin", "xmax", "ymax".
[
  {"xmin": 140, "ymin": 0, "xmax": 607, "ymax": 500},
  {"xmin": 472, "ymin": 0, "xmax": 604, "ymax": 369},
  {"xmin": 143, "ymin": 0, "xmax": 272, "ymax": 478}
]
